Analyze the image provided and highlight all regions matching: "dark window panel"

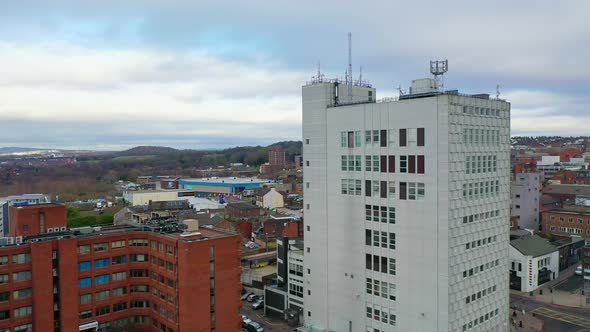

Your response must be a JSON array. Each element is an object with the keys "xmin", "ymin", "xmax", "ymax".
[
  {"xmin": 417, "ymin": 128, "xmax": 425, "ymax": 146},
  {"xmin": 399, "ymin": 129, "xmax": 407, "ymax": 147},
  {"xmin": 418, "ymin": 155, "xmax": 425, "ymax": 174},
  {"xmin": 400, "ymin": 182, "xmax": 407, "ymax": 200},
  {"xmin": 380, "ymin": 130, "xmax": 387, "ymax": 147},
  {"xmin": 409, "ymin": 155, "xmax": 416, "ymax": 174},
  {"xmin": 365, "ymin": 180, "xmax": 372, "ymax": 197},
  {"xmin": 388, "ymin": 156, "xmax": 395, "ymax": 173},
  {"xmin": 380, "ymin": 155, "xmax": 387, "ymax": 173}
]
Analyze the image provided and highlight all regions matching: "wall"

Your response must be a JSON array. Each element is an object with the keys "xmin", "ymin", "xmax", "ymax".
[
  {"xmin": 263, "ymin": 189, "xmax": 284, "ymax": 209},
  {"xmin": 9, "ymin": 204, "xmax": 66, "ymax": 237},
  {"xmin": 177, "ymin": 235, "xmax": 241, "ymax": 332}
]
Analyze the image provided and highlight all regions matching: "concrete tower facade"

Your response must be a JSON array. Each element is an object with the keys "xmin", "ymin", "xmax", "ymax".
[{"xmin": 302, "ymin": 76, "xmax": 511, "ymax": 332}]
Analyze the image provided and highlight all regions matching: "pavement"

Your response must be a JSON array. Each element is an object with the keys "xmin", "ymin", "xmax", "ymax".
[
  {"xmin": 511, "ymin": 294, "xmax": 590, "ymax": 331},
  {"xmin": 510, "ymin": 264, "xmax": 589, "ymax": 309}
]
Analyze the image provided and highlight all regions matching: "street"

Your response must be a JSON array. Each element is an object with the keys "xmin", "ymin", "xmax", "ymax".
[
  {"xmin": 511, "ymin": 294, "xmax": 590, "ymax": 331},
  {"xmin": 240, "ymin": 299, "xmax": 293, "ymax": 332}
]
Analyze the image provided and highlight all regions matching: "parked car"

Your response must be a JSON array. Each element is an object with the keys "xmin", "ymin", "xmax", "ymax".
[
  {"xmin": 242, "ymin": 292, "xmax": 254, "ymax": 301},
  {"xmin": 252, "ymin": 299, "xmax": 264, "ymax": 310},
  {"xmin": 242, "ymin": 317, "xmax": 252, "ymax": 328},
  {"xmin": 576, "ymin": 265, "xmax": 583, "ymax": 276},
  {"xmin": 246, "ymin": 321, "xmax": 264, "ymax": 332},
  {"xmin": 247, "ymin": 294, "xmax": 259, "ymax": 302}
]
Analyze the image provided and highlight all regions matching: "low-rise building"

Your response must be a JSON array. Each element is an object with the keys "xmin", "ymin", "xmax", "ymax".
[
  {"xmin": 510, "ymin": 235, "xmax": 559, "ymax": 292},
  {"xmin": 255, "ymin": 188, "xmax": 285, "ymax": 209},
  {"xmin": 0, "ymin": 194, "xmax": 50, "ymax": 237},
  {"xmin": 541, "ymin": 205, "xmax": 590, "ymax": 237},
  {"xmin": 122, "ymin": 190, "xmax": 180, "ymax": 206},
  {"xmin": 9, "ymin": 204, "xmax": 67, "ymax": 237},
  {"xmin": 226, "ymin": 202, "xmax": 260, "ymax": 219}
]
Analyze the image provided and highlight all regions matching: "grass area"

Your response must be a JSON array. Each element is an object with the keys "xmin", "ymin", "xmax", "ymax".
[
  {"xmin": 68, "ymin": 215, "xmax": 113, "ymax": 228},
  {"xmin": 67, "ymin": 205, "xmax": 121, "ymax": 228},
  {"xmin": 78, "ymin": 206, "xmax": 120, "ymax": 217}
]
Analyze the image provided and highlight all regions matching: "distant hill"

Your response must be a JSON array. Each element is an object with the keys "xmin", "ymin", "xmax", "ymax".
[
  {"xmin": 0, "ymin": 147, "xmax": 49, "ymax": 154},
  {"xmin": 104, "ymin": 141, "xmax": 302, "ymax": 167},
  {"xmin": 114, "ymin": 146, "xmax": 179, "ymax": 156}
]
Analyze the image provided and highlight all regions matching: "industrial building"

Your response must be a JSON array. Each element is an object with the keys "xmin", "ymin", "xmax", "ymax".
[
  {"xmin": 0, "ymin": 204, "xmax": 241, "ymax": 332},
  {"xmin": 177, "ymin": 177, "xmax": 272, "ymax": 194},
  {"xmin": 302, "ymin": 62, "xmax": 511, "ymax": 331},
  {"xmin": 122, "ymin": 190, "xmax": 181, "ymax": 207}
]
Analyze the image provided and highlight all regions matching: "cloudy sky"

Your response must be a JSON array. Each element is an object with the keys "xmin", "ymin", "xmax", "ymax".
[{"xmin": 1, "ymin": 0, "xmax": 588, "ymax": 150}]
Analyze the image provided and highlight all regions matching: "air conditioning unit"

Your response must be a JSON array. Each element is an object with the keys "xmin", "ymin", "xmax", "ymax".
[
  {"xmin": 15, "ymin": 236, "xmax": 23, "ymax": 244},
  {"xmin": 60, "ymin": 226, "xmax": 67, "ymax": 232},
  {"xmin": 48, "ymin": 228, "xmax": 54, "ymax": 233},
  {"xmin": 5, "ymin": 238, "xmax": 14, "ymax": 245}
]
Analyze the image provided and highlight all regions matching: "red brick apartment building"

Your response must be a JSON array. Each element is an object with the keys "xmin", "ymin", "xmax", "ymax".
[{"xmin": 0, "ymin": 205, "xmax": 241, "ymax": 332}]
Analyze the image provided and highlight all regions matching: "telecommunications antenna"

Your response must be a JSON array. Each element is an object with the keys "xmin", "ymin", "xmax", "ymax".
[
  {"xmin": 347, "ymin": 32, "xmax": 353, "ymax": 101},
  {"xmin": 430, "ymin": 59, "xmax": 448, "ymax": 90}
]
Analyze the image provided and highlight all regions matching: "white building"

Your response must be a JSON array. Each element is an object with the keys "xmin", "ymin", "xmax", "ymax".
[
  {"xmin": 288, "ymin": 249, "xmax": 305, "ymax": 315},
  {"xmin": 302, "ymin": 75, "xmax": 511, "ymax": 332},
  {"xmin": 122, "ymin": 190, "xmax": 180, "ymax": 206},
  {"xmin": 511, "ymin": 173, "xmax": 541, "ymax": 230},
  {"xmin": 537, "ymin": 155, "xmax": 589, "ymax": 179},
  {"xmin": 509, "ymin": 235, "xmax": 559, "ymax": 292}
]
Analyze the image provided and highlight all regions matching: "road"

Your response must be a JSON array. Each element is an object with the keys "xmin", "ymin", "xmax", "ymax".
[
  {"xmin": 241, "ymin": 299, "xmax": 293, "ymax": 332},
  {"xmin": 511, "ymin": 294, "xmax": 590, "ymax": 331}
]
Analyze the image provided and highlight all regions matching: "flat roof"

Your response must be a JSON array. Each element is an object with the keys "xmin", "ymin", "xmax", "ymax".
[
  {"xmin": 12, "ymin": 203, "xmax": 63, "ymax": 209},
  {"xmin": 179, "ymin": 177, "xmax": 271, "ymax": 185},
  {"xmin": 544, "ymin": 184, "xmax": 590, "ymax": 196},
  {"xmin": 511, "ymin": 235, "xmax": 557, "ymax": 257},
  {"xmin": 545, "ymin": 205, "xmax": 590, "ymax": 216}
]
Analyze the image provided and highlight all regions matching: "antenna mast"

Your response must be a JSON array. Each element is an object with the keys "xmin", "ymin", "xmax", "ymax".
[
  {"xmin": 348, "ymin": 32, "xmax": 353, "ymax": 101},
  {"xmin": 430, "ymin": 59, "xmax": 448, "ymax": 90},
  {"xmin": 359, "ymin": 65, "xmax": 362, "ymax": 83}
]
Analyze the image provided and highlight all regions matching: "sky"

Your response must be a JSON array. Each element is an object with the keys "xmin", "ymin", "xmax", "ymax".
[{"xmin": 0, "ymin": 0, "xmax": 588, "ymax": 150}]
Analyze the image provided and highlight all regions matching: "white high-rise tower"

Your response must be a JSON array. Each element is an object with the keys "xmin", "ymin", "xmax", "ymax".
[{"xmin": 302, "ymin": 72, "xmax": 510, "ymax": 332}]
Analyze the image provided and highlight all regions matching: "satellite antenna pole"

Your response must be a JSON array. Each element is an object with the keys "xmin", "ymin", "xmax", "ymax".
[
  {"xmin": 496, "ymin": 84, "xmax": 500, "ymax": 99},
  {"xmin": 430, "ymin": 59, "xmax": 448, "ymax": 90},
  {"xmin": 348, "ymin": 32, "xmax": 353, "ymax": 102}
]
